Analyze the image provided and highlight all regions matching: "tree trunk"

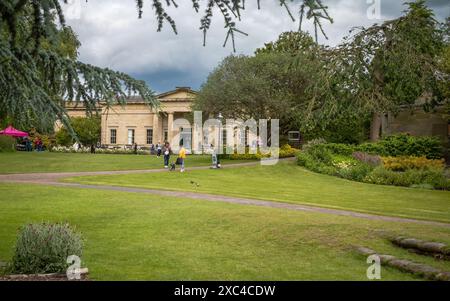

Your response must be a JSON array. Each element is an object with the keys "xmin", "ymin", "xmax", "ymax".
[{"xmin": 370, "ymin": 112, "xmax": 382, "ymax": 142}]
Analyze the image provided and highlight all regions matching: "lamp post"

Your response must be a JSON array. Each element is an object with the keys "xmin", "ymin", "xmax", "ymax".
[{"xmin": 212, "ymin": 113, "xmax": 223, "ymax": 169}]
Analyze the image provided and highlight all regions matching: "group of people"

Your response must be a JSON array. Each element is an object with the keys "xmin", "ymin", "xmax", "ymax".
[
  {"xmin": 154, "ymin": 141, "xmax": 186, "ymax": 173},
  {"xmin": 17, "ymin": 137, "xmax": 43, "ymax": 152}
]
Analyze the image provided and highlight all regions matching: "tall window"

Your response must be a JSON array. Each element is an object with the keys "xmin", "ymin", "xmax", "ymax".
[
  {"xmin": 163, "ymin": 130, "xmax": 168, "ymax": 142},
  {"xmin": 222, "ymin": 129, "xmax": 227, "ymax": 146},
  {"xmin": 146, "ymin": 129, "xmax": 153, "ymax": 145},
  {"xmin": 128, "ymin": 129, "xmax": 135, "ymax": 145},
  {"xmin": 110, "ymin": 129, "xmax": 117, "ymax": 144},
  {"xmin": 245, "ymin": 128, "xmax": 249, "ymax": 147}
]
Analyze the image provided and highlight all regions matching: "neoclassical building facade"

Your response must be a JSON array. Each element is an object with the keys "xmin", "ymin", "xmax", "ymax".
[{"xmin": 64, "ymin": 87, "xmax": 197, "ymax": 149}]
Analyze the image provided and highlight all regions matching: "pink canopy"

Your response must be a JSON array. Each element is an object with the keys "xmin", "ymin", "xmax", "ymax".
[{"xmin": 0, "ymin": 126, "xmax": 28, "ymax": 137}]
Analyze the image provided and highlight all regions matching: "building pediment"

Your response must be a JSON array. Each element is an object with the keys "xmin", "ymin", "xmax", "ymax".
[{"xmin": 157, "ymin": 87, "xmax": 197, "ymax": 102}]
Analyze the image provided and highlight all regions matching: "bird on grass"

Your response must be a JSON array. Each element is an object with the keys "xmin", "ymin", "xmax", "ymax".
[{"xmin": 190, "ymin": 180, "xmax": 200, "ymax": 187}]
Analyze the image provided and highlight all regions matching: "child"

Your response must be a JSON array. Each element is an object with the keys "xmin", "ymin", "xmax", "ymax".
[{"xmin": 178, "ymin": 144, "xmax": 187, "ymax": 172}]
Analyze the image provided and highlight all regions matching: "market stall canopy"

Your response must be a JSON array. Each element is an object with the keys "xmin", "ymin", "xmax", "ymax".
[{"xmin": 0, "ymin": 126, "xmax": 28, "ymax": 137}]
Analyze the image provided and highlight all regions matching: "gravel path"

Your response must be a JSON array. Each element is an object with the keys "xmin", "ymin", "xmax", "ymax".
[{"xmin": 1, "ymin": 160, "xmax": 449, "ymax": 228}]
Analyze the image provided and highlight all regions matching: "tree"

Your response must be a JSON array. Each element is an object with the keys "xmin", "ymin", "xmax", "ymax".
[
  {"xmin": 334, "ymin": 0, "xmax": 447, "ymax": 141},
  {"xmin": 55, "ymin": 116, "xmax": 100, "ymax": 147},
  {"xmin": 194, "ymin": 47, "xmax": 337, "ymax": 138}
]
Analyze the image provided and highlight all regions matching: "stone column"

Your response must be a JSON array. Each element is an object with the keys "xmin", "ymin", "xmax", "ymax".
[
  {"xmin": 152, "ymin": 112, "xmax": 159, "ymax": 144},
  {"xmin": 168, "ymin": 112, "xmax": 174, "ymax": 145},
  {"xmin": 101, "ymin": 107, "xmax": 107, "ymax": 145}
]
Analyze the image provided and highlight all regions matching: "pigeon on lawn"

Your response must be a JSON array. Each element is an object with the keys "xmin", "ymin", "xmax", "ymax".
[{"xmin": 190, "ymin": 180, "xmax": 200, "ymax": 187}]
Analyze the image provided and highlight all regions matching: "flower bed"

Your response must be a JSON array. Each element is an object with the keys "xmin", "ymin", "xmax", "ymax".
[{"xmin": 297, "ymin": 137, "xmax": 449, "ymax": 190}]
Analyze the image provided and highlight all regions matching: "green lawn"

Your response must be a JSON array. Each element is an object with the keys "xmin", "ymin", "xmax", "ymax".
[
  {"xmin": 1, "ymin": 183, "xmax": 450, "ymax": 280},
  {"xmin": 65, "ymin": 161, "xmax": 450, "ymax": 223},
  {"xmin": 0, "ymin": 152, "xmax": 243, "ymax": 173}
]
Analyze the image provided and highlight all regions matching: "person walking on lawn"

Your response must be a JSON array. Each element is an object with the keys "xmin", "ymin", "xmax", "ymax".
[
  {"xmin": 178, "ymin": 144, "xmax": 187, "ymax": 173},
  {"xmin": 163, "ymin": 142, "xmax": 171, "ymax": 168},
  {"xmin": 156, "ymin": 142, "xmax": 162, "ymax": 157}
]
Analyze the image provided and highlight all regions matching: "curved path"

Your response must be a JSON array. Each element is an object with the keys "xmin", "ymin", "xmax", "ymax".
[{"xmin": 1, "ymin": 160, "xmax": 449, "ymax": 228}]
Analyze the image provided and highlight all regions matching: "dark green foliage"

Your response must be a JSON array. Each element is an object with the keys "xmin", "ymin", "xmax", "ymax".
[
  {"xmin": 296, "ymin": 144, "xmax": 337, "ymax": 175},
  {"xmin": 0, "ymin": 135, "xmax": 15, "ymax": 152},
  {"xmin": 10, "ymin": 222, "xmax": 83, "ymax": 274},
  {"xmin": 56, "ymin": 116, "xmax": 101, "ymax": 147},
  {"xmin": 305, "ymin": 134, "xmax": 444, "ymax": 159},
  {"xmin": 357, "ymin": 134, "xmax": 443, "ymax": 159},
  {"xmin": 55, "ymin": 128, "xmax": 72, "ymax": 147},
  {"xmin": 321, "ymin": 143, "xmax": 354, "ymax": 156}
]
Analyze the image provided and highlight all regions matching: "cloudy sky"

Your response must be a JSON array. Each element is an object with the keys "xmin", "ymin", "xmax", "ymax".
[{"xmin": 64, "ymin": 0, "xmax": 449, "ymax": 93}]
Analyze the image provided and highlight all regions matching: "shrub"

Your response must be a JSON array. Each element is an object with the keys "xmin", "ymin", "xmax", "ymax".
[
  {"xmin": 302, "ymin": 138, "xmax": 327, "ymax": 152},
  {"xmin": 279, "ymin": 144, "xmax": 300, "ymax": 158},
  {"xmin": 0, "ymin": 135, "xmax": 15, "ymax": 152},
  {"xmin": 337, "ymin": 162, "xmax": 374, "ymax": 182},
  {"xmin": 357, "ymin": 134, "xmax": 443, "ymax": 159},
  {"xmin": 10, "ymin": 223, "xmax": 83, "ymax": 274},
  {"xmin": 297, "ymin": 151, "xmax": 337, "ymax": 176},
  {"xmin": 356, "ymin": 142, "xmax": 386, "ymax": 156},
  {"xmin": 352, "ymin": 152, "xmax": 382, "ymax": 166},
  {"xmin": 323, "ymin": 143, "xmax": 354, "ymax": 156},
  {"xmin": 307, "ymin": 144, "xmax": 334, "ymax": 165},
  {"xmin": 382, "ymin": 156, "xmax": 445, "ymax": 172},
  {"xmin": 55, "ymin": 128, "xmax": 73, "ymax": 146},
  {"xmin": 364, "ymin": 167, "xmax": 450, "ymax": 190}
]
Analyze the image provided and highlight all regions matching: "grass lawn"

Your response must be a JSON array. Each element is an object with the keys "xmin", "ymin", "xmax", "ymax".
[
  {"xmin": 0, "ymin": 152, "xmax": 244, "ymax": 173},
  {"xmin": 65, "ymin": 161, "xmax": 450, "ymax": 223},
  {"xmin": 1, "ymin": 183, "xmax": 450, "ymax": 280}
]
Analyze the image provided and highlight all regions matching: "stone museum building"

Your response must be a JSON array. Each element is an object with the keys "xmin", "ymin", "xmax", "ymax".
[{"xmin": 63, "ymin": 87, "xmax": 196, "ymax": 150}]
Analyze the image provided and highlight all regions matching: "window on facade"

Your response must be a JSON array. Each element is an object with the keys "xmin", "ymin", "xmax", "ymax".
[
  {"xmin": 164, "ymin": 130, "xmax": 168, "ymax": 142},
  {"xmin": 128, "ymin": 129, "xmax": 135, "ymax": 144},
  {"xmin": 110, "ymin": 129, "xmax": 117, "ymax": 144},
  {"xmin": 147, "ymin": 129, "xmax": 153, "ymax": 145},
  {"xmin": 222, "ymin": 129, "xmax": 227, "ymax": 146},
  {"xmin": 245, "ymin": 128, "xmax": 249, "ymax": 147}
]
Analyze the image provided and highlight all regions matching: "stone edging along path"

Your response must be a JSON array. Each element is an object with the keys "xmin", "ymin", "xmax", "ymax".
[{"xmin": 0, "ymin": 159, "xmax": 449, "ymax": 229}]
